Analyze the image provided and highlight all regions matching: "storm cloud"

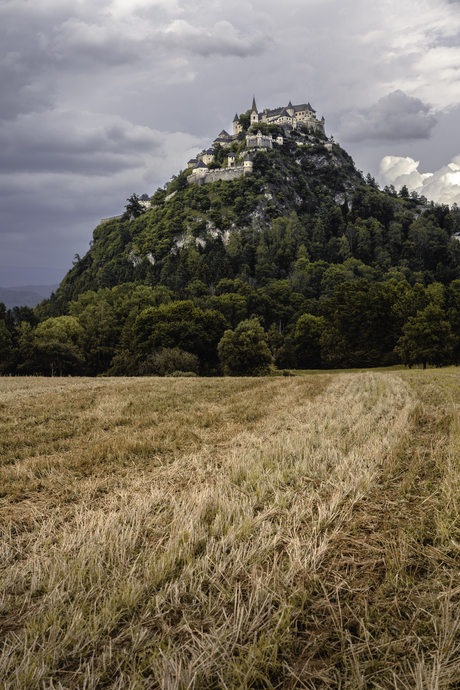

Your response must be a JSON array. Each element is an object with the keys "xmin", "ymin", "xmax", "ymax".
[
  {"xmin": 2, "ymin": 0, "xmax": 460, "ymax": 285},
  {"xmin": 339, "ymin": 91, "xmax": 438, "ymax": 142}
]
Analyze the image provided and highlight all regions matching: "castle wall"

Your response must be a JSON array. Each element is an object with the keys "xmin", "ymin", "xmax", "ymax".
[
  {"xmin": 187, "ymin": 165, "xmax": 250, "ymax": 186},
  {"xmin": 100, "ymin": 215, "xmax": 122, "ymax": 224}
]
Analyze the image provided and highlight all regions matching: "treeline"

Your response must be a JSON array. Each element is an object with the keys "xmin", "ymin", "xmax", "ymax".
[{"xmin": 2, "ymin": 274, "xmax": 460, "ymax": 376}]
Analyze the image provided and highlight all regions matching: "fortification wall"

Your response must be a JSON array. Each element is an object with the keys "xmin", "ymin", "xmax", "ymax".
[
  {"xmin": 188, "ymin": 165, "xmax": 249, "ymax": 186},
  {"xmin": 100, "ymin": 215, "xmax": 122, "ymax": 225}
]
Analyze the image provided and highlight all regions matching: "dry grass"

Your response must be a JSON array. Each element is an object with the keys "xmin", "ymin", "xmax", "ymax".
[{"xmin": 1, "ymin": 371, "xmax": 460, "ymax": 688}]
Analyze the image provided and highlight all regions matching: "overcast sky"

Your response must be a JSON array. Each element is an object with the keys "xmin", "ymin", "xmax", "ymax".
[{"xmin": 1, "ymin": 0, "xmax": 460, "ymax": 286}]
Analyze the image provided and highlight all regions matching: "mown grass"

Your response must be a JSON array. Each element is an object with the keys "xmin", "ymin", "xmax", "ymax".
[{"xmin": 1, "ymin": 371, "xmax": 460, "ymax": 688}]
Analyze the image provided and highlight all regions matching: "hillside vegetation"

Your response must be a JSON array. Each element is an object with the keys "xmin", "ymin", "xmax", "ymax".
[
  {"xmin": 2, "ymin": 133, "xmax": 460, "ymax": 376},
  {"xmin": 2, "ymin": 371, "xmax": 460, "ymax": 688}
]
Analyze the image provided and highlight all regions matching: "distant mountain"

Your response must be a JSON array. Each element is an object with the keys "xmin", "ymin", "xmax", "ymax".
[
  {"xmin": 0, "ymin": 284, "xmax": 59, "ymax": 310},
  {"xmin": 8, "ymin": 284, "xmax": 59, "ymax": 298}
]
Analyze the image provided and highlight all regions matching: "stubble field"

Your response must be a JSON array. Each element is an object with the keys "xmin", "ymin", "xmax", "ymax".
[{"xmin": 1, "ymin": 370, "xmax": 460, "ymax": 689}]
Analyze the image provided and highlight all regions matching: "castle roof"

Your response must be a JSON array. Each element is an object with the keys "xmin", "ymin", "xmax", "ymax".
[
  {"xmin": 251, "ymin": 96, "xmax": 257, "ymax": 113},
  {"xmin": 206, "ymin": 148, "xmax": 214, "ymax": 154},
  {"xmin": 292, "ymin": 102, "xmax": 316, "ymax": 113},
  {"xmin": 264, "ymin": 102, "xmax": 316, "ymax": 119},
  {"xmin": 265, "ymin": 105, "xmax": 291, "ymax": 118},
  {"xmin": 228, "ymin": 152, "xmax": 236, "ymax": 157},
  {"xmin": 140, "ymin": 194, "xmax": 150, "ymax": 200},
  {"xmin": 194, "ymin": 160, "xmax": 208, "ymax": 169},
  {"xmin": 218, "ymin": 129, "xmax": 231, "ymax": 138},
  {"xmin": 233, "ymin": 113, "xmax": 239, "ymax": 122},
  {"xmin": 187, "ymin": 158, "xmax": 197, "ymax": 164}
]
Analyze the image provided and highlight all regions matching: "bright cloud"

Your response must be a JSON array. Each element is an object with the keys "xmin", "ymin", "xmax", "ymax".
[{"xmin": 379, "ymin": 154, "xmax": 460, "ymax": 205}]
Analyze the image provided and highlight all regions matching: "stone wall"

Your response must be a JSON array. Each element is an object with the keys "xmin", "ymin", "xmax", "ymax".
[
  {"xmin": 100, "ymin": 215, "xmax": 122, "ymax": 225},
  {"xmin": 187, "ymin": 165, "xmax": 250, "ymax": 186}
]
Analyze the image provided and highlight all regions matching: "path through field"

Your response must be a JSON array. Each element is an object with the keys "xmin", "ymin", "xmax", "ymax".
[{"xmin": 1, "ymin": 372, "xmax": 460, "ymax": 688}]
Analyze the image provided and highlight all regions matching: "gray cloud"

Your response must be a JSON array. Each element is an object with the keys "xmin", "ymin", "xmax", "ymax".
[
  {"xmin": 161, "ymin": 19, "xmax": 273, "ymax": 57},
  {"xmin": 44, "ymin": 19, "xmax": 146, "ymax": 66},
  {"xmin": 0, "ymin": 45, "xmax": 56, "ymax": 120},
  {"xmin": 0, "ymin": 111, "xmax": 163, "ymax": 175},
  {"xmin": 338, "ymin": 91, "xmax": 438, "ymax": 142}
]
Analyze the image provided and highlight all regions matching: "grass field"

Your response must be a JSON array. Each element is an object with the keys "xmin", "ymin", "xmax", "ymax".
[{"xmin": 1, "ymin": 370, "xmax": 460, "ymax": 688}]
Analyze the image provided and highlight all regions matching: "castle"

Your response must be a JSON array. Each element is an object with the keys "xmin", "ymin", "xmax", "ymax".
[
  {"xmin": 234, "ymin": 96, "xmax": 326, "ymax": 136},
  {"xmin": 187, "ymin": 96, "xmax": 328, "ymax": 186}
]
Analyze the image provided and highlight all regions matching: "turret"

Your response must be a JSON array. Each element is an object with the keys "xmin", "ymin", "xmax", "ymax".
[{"xmin": 233, "ymin": 113, "xmax": 242, "ymax": 136}]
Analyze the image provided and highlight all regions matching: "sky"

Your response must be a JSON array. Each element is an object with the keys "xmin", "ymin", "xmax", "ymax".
[{"xmin": 1, "ymin": 0, "xmax": 460, "ymax": 286}]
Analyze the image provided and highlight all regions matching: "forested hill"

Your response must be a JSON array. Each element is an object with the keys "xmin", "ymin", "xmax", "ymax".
[
  {"xmin": 2, "ymin": 128, "xmax": 460, "ymax": 376},
  {"xmin": 42, "ymin": 134, "xmax": 368, "ymax": 311}
]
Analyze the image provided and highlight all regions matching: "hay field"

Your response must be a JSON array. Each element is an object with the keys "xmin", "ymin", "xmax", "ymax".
[{"xmin": 1, "ymin": 371, "xmax": 460, "ymax": 689}]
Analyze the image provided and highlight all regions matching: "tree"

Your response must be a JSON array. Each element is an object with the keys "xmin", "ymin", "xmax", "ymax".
[
  {"xmin": 394, "ymin": 303, "xmax": 453, "ymax": 368},
  {"xmin": 33, "ymin": 316, "xmax": 85, "ymax": 376},
  {"xmin": 218, "ymin": 318, "xmax": 272, "ymax": 376},
  {"xmin": 211, "ymin": 293, "xmax": 247, "ymax": 329},
  {"xmin": 141, "ymin": 348, "xmax": 199, "ymax": 376},
  {"xmin": 294, "ymin": 314, "xmax": 325, "ymax": 369},
  {"xmin": 0, "ymin": 320, "xmax": 13, "ymax": 373},
  {"xmin": 122, "ymin": 193, "xmax": 146, "ymax": 220},
  {"xmin": 133, "ymin": 301, "xmax": 227, "ymax": 372}
]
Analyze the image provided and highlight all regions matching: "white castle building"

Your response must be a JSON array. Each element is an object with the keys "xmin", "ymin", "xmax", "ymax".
[{"xmin": 234, "ymin": 96, "xmax": 326, "ymax": 136}]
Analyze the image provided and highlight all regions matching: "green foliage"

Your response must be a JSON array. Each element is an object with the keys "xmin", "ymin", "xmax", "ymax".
[
  {"xmin": 294, "ymin": 314, "xmax": 325, "ymax": 369},
  {"xmin": 32, "ymin": 316, "xmax": 85, "ymax": 376},
  {"xmin": 133, "ymin": 301, "xmax": 226, "ymax": 373},
  {"xmin": 248, "ymin": 122, "xmax": 284, "ymax": 137},
  {"xmin": 218, "ymin": 318, "xmax": 272, "ymax": 376},
  {"xmin": 122, "ymin": 193, "xmax": 147, "ymax": 221},
  {"xmin": 144, "ymin": 348, "xmax": 200, "ymax": 376},
  {"xmin": 395, "ymin": 303, "xmax": 453, "ymax": 368},
  {"xmin": 0, "ymin": 319, "xmax": 13, "ymax": 373},
  {"xmin": 238, "ymin": 112, "xmax": 250, "ymax": 131}
]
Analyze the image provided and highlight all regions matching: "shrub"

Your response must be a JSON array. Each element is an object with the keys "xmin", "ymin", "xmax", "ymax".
[{"xmin": 147, "ymin": 348, "xmax": 200, "ymax": 376}]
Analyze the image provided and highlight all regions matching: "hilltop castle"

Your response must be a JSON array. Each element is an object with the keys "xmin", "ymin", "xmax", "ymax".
[
  {"xmin": 234, "ymin": 96, "xmax": 326, "ymax": 136},
  {"xmin": 187, "ymin": 96, "xmax": 329, "ymax": 186}
]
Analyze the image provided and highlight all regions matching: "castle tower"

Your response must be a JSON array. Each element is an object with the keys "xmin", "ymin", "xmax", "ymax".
[
  {"xmin": 233, "ymin": 113, "xmax": 241, "ymax": 136},
  {"xmin": 250, "ymin": 96, "xmax": 259, "ymax": 125}
]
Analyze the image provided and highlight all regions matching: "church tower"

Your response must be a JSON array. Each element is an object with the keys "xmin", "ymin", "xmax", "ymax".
[{"xmin": 250, "ymin": 96, "xmax": 259, "ymax": 125}]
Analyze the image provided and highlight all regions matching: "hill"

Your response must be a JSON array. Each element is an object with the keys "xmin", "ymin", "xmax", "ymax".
[
  {"xmin": 0, "ymin": 284, "xmax": 59, "ymax": 310},
  {"xmin": 2, "ymin": 127, "xmax": 460, "ymax": 376}
]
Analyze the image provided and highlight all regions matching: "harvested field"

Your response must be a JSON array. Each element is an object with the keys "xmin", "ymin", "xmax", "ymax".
[{"xmin": 1, "ymin": 371, "xmax": 460, "ymax": 688}]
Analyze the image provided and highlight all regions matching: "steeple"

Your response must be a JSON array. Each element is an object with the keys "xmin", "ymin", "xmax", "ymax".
[
  {"xmin": 251, "ymin": 96, "xmax": 257, "ymax": 113},
  {"xmin": 233, "ymin": 113, "xmax": 239, "ymax": 122}
]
